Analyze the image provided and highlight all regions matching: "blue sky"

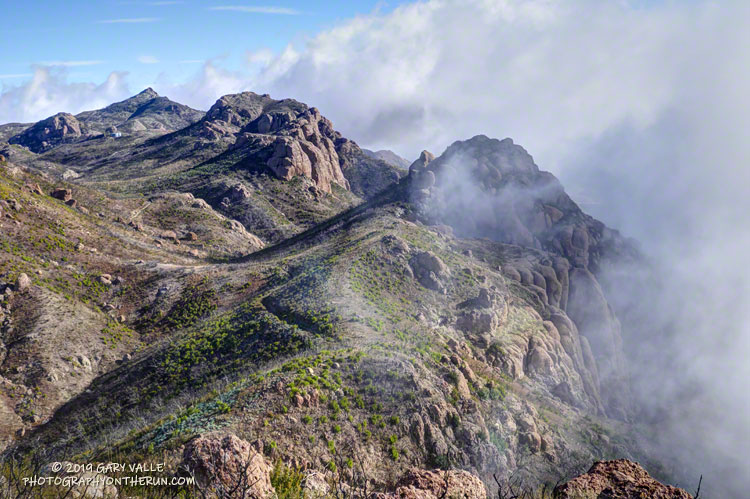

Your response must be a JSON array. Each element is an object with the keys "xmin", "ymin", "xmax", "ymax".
[{"xmin": 0, "ymin": 0, "xmax": 407, "ymax": 89}]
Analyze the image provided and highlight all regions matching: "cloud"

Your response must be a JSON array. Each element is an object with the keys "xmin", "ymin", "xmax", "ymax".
[
  {"xmin": 0, "ymin": 73, "xmax": 32, "ymax": 79},
  {"xmin": 0, "ymin": 67, "xmax": 130, "ymax": 123},
  {"xmin": 97, "ymin": 17, "xmax": 159, "ymax": 24},
  {"xmin": 209, "ymin": 6, "xmax": 301, "ymax": 15},
  {"xmin": 38, "ymin": 60, "xmax": 104, "ymax": 67},
  {"xmin": 137, "ymin": 55, "xmax": 160, "ymax": 64},
  {"xmin": 190, "ymin": 1, "xmax": 749, "ymax": 494},
  {"xmin": 155, "ymin": 60, "xmax": 250, "ymax": 110}
]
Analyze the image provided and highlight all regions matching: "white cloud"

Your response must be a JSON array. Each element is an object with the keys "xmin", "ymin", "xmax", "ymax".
[
  {"xmin": 0, "ymin": 73, "xmax": 32, "ymax": 79},
  {"xmin": 0, "ymin": 67, "xmax": 130, "ymax": 123},
  {"xmin": 155, "ymin": 61, "xmax": 250, "ymax": 110},
  {"xmin": 38, "ymin": 60, "xmax": 104, "ymax": 67},
  {"xmin": 137, "ymin": 55, "xmax": 160, "ymax": 64},
  {"xmin": 209, "ymin": 6, "xmax": 301, "ymax": 15},
  {"xmin": 97, "ymin": 17, "xmax": 159, "ymax": 24}
]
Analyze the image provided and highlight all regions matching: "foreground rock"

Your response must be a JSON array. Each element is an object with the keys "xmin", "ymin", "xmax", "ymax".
[
  {"xmin": 182, "ymin": 434, "xmax": 274, "ymax": 498},
  {"xmin": 554, "ymin": 460, "xmax": 692, "ymax": 498},
  {"xmin": 373, "ymin": 468, "xmax": 486, "ymax": 499}
]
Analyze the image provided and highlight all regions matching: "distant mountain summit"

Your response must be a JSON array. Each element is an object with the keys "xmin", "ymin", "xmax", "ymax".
[
  {"xmin": 76, "ymin": 87, "xmax": 204, "ymax": 134},
  {"xmin": 6, "ymin": 88, "xmax": 204, "ymax": 153},
  {"xmin": 362, "ymin": 148, "xmax": 410, "ymax": 169}
]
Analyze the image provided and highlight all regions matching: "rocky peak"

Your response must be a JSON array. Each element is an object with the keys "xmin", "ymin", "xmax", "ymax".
[
  {"xmin": 137, "ymin": 87, "xmax": 159, "ymax": 99},
  {"xmin": 204, "ymin": 92, "xmax": 275, "ymax": 127},
  {"xmin": 438, "ymin": 135, "xmax": 539, "ymax": 178},
  {"xmin": 362, "ymin": 149, "xmax": 410, "ymax": 169},
  {"xmin": 408, "ymin": 135, "xmax": 637, "ymax": 420},
  {"xmin": 76, "ymin": 88, "xmax": 203, "ymax": 134},
  {"xmin": 197, "ymin": 92, "xmax": 353, "ymax": 193},
  {"xmin": 9, "ymin": 113, "xmax": 86, "ymax": 153},
  {"xmin": 408, "ymin": 149, "xmax": 435, "ymax": 175}
]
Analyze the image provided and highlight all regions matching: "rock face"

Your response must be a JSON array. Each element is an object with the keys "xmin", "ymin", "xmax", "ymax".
[
  {"xmin": 408, "ymin": 135, "xmax": 637, "ymax": 420},
  {"xmin": 10, "ymin": 113, "xmax": 86, "ymax": 153},
  {"xmin": 182, "ymin": 434, "xmax": 275, "ymax": 498},
  {"xmin": 191, "ymin": 92, "xmax": 354, "ymax": 193},
  {"xmin": 554, "ymin": 460, "xmax": 692, "ymax": 498},
  {"xmin": 374, "ymin": 468, "xmax": 487, "ymax": 499}
]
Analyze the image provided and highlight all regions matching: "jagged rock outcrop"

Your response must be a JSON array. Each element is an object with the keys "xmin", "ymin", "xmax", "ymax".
[
  {"xmin": 407, "ymin": 135, "xmax": 636, "ymax": 420},
  {"xmin": 9, "ymin": 113, "xmax": 86, "ymax": 153},
  {"xmin": 190, "ymin": 92, "xmax": 353, "ymax": 193},
  {"xmin": 409, "ymin": 150, "xmax": 435, "ymax": 175},
  {"xmin": 182, "ymin": 434, "xmax": 275, "ymax": 498},
  {"xmin": 554, "ymin": 460, "xmax": 692, "ymax": 498},
  {"xmin": 567, "ymin": 268, "xmax": 630, "ymax": 420}
]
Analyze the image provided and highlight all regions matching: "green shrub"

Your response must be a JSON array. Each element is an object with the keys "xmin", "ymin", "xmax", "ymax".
[{"xmin": 270, "ymin": 462, "xmax": 305, "ymax": 499}]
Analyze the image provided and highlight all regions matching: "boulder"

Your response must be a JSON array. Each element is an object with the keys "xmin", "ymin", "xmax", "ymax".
[
  {"xmin": 62, "ymin": 169, "xmax": 80, "ymax": 180},
  {"xmin": 161, "ymin": 230, "xmax": 179, "ymax": 241},
  {"xmin": 15, "ymin": 273, "xmax": 31, "ymax": 293},
  {"xmin": 456, "ymin": 310, "xmax": 497, "ymax": 335},
  {"xmin": 375, "ymin": 468, "xmax": 486, "ymax": 499},
  {"xmin": 554, "ymin": 459, "xmax": 692, "ymax": 498},
  {"xmin": 226, "ymin": 183, "xmax": 253, "ymax": 203},
  {"xmin": 460, "ymin": 288, "xmax": 496, "ymax": 309},
  {"xmin": 409, "ymin": 251, "xmax": 451, "ymax": 293},
  {"xmin": 182, "ymin": 434, "xmax": 275, "ymax": 498},
  {"xmin": 51, "ymin": 188, "xmax": 72, "ymax": 202},
  {"xmin": 412, "ymin": 170, "xmax": 436, "ymax": 190}
]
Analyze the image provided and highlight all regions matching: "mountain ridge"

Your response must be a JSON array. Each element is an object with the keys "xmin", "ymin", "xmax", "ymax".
[{"xmin": 0, "ymin": 90, "xmax": 679, "ymax": 497}]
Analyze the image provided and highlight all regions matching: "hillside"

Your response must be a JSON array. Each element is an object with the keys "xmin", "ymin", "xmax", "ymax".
[{"xmin": 0, "ymin": 91, "xmax": 684, "ymax": 498}]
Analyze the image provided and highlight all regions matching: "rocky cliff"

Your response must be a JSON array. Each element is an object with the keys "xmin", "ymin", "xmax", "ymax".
[{"xmin": 408, "ymin": 135, "xmax": 635, "ymax": 420}]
